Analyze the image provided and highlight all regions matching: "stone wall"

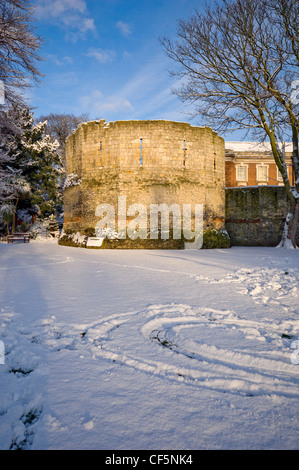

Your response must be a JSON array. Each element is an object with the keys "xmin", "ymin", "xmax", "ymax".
[
  {"xmin": 63, "ymin": 120, "xmax": 226, "ymax": 248},
  {"xmin": 225, "ymin": 186, "xmax": 299, "ymax": 246}
]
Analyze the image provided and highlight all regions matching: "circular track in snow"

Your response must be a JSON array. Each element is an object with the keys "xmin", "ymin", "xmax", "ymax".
[{"xmin": 79, "ymin": 304, "xmax": 299, "ymax": 398}]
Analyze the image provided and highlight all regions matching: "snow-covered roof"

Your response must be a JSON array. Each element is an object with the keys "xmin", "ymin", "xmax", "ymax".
[{"xmin": 225, "ymin": 141, "xmax": 293, "ymax": 152}]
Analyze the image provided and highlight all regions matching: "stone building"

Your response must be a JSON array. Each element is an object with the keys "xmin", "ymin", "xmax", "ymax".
[
  {"xmin": 62, "ymin": 119, "xmax": 226, "ymax": 248},
  {"xmin": 225, "ymin": 141, "xmax": 295, "ymax": 187}
]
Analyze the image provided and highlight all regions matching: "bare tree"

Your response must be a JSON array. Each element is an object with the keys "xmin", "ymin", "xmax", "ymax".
[
  {"xmin": 161, "ymin": 0, "xmax": 299, "ymax": 248},
  {"xmin": 36, "ymin": 113, "xmax": 89, "ymax": 165},
  {"xmin": 0, "ymin": 0, "xmax": 43, "ymax": 233},
  {"xmin": 0, "ymin": 0, "xmax": 43, "ymax": 109}
]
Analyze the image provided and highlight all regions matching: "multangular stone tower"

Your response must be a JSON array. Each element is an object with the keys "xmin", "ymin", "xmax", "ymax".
[{"xmin": 62, "ymin": 119, "xmax": 226, "ymax": 248}]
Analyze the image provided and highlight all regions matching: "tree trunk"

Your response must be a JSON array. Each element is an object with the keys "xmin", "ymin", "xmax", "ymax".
[
  {"xmin": 289, "ymin": 200, "xmax": 299, "ymax": 247},
  {"xmin": 277, "ymin": 200, "xmax": 299, "ymax": 248},
  {"xmin": 11, "ymin": 198, "xmax": 19, "ymax": 234}
]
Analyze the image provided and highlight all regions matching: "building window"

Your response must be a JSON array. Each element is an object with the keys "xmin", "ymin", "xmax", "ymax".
[
  {"xmin": 256, "ymin": 164, "xmax": 268, "ymax": 184},
  {"xmin": 236, "ymin": 165, "xmax": 248, "ymax": 184},
  {"xmin": 277, "ymin": 168, "xmax": 284, "ymax": 185}
]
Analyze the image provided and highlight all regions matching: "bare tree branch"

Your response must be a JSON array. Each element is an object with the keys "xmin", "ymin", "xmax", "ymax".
[
  {"xmin": 0, "ymin": 0, "xmax": 44, "ymax": 108},
  {"xmin": 161, "ymin": 0, "xmax": 299, "ymax": 247}
]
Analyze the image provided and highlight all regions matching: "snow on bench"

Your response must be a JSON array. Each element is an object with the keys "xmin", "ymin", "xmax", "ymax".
[{"xmin": 7, "ymin": 233, "xmax": 30, "ymax": 243}]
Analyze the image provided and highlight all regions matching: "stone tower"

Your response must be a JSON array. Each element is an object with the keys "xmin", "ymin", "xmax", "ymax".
[{"xmin": 61, "ymin": 119, "xmax": 226, "ymax": 248}]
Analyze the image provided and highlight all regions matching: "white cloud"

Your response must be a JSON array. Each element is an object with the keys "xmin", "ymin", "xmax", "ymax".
[
  {"xmin": 79, "ymin": 89, "xmax": 133, "ymax": 115},
  {"xmin": 79, "ymin": 90, "xmax": 103, "ymax": 109},
  {"xmin": 107, "ymin": 54, "xmax": 183, "ymax": 119},
  {"xmin": 116, "ymin": 20, "xmax": 131, "ymax": 37},
  {"xmin": 117, "ymin": 55, "xmax": 168, "ymax": 99},
  {"xmin": 35, "ymin": 0, "xmax": 96, "ymax": 38},
  {"xmin": 87, "ymin": 48, "xmax": 116, "ymax": 64},
  {"xmin": 81, "ymin": 18, "xmax": 96, "ymax": 33},
  {"xmin": 100, "ymin": 97, "xmax": 133, "ymax": 113},
  {"xmin": 47, "ymin": 54, "xmax": 74, "ymax": 66},
  {"xmin": 35, "ymin": 0, "xmax": 87, "ymax": 19},
  {"xmin": 78, "ymin": 55, "xmax": 181, "ymax": 120}
]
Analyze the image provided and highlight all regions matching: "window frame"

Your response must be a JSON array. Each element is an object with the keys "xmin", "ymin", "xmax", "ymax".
[
  {"xmin": 256, "ymin": 164, "xmax": 269, "ymax": 184},
  {"xmin": 235, "ymin": 164, "xmax": 248, "ymax": 184}
]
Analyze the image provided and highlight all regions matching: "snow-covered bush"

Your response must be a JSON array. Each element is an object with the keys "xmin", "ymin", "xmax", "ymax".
[
  {"xmin": 95, "ymin": 227, "xmax": 119, "ymax": 239},
  {"xmin": 58, "ymin": 230, "xmax": 87, "ymax": 247},
  {"xmin": 202, "ymin": 228, "xmax": 230, "ymax": 249},
  {"xmin": 63, "ymin": 173, "xmax": 82, "ymax": 190},
  {"xmin": 29, "ymin": 216, "xmax": 60, "ymax": 240}
]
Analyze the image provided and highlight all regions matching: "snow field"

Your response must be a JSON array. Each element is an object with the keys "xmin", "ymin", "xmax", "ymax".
[{"xmin": 0, "ymin": 242, "xmax": 298, "ymax": 449}]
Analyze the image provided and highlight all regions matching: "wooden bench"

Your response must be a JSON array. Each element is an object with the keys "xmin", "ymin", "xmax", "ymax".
[{"xmin": 7, "ymin": 233, "xmax": 30, "ymax": 243}]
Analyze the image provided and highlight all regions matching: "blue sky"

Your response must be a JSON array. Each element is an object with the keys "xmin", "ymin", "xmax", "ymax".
[{"xmin": 30, "ymin": 0, "xmax": 244, "ymax": 140}]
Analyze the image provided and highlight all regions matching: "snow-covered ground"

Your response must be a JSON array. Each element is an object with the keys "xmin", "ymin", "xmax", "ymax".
[{"xmin": 0, "ymin": 241, "xmax": 298, "ymax": 450}]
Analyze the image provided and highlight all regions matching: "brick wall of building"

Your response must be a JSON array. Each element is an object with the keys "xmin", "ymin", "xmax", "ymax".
[{"xmin": 225, "ymin": 143, "xmax": 294, "ymax": 187}]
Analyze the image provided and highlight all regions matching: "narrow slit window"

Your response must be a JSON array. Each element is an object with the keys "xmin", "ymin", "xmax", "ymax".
[
  {"xmin": 99, "ymin": 141, "xmax": 103, "ymax": 165},
  {"xmin": 139, "ymin": 138, "xmax": 143, "ymax": 166},
  {"xmin": 182, "ymin": 140, "xmax": 187, "ymax": 167}
]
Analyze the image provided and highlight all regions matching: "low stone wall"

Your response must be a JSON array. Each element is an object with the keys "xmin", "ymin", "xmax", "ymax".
[{"xmin": 225, "ymin": 186, "xmax": 299, "ymax": 246}]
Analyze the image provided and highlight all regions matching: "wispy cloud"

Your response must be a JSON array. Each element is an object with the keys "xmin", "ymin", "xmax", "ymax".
[
  {"xmin": 78, "ymin": 54, "xmax": 181, "ymax": 120},
  {"xmin": 35, "ymin": 0, "xmax": 96, "ymax": 39},
  {"xmin": 100, "ymin": 97, "xmax": 133, "ymax": 113},
  {"xmin": 116, "ymin": 55, "xmax": 171, "ymax": 101},
  {"xmin": 35, "ymin": 0, "xmax": 87, "ymax": 17},
  {"xmin": 47, "ymin": 54, "xmax": 74, "ymax": 66},
  {"xmin": 87, "ymin": 48, "xmax": 116, "ymax": 64},
  {"xmin": 116, "ymin": 20, "xmax": 131, "ymax": 38},
  {"xmin": 79, "ymin": 89, "xmax": 133, "ymax": 116}
]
